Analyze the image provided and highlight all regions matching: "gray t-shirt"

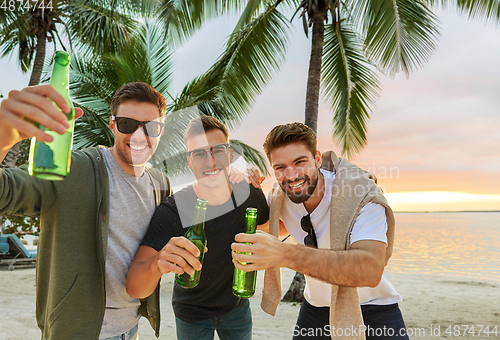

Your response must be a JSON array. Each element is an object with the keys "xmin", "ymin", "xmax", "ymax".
[{"xmin": 99, "ymin": 148, "xmax": 156, "ymax": 339}]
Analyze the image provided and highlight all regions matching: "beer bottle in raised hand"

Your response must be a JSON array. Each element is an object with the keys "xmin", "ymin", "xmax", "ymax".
[
  {"xmin": 232, "ymin": 207, "xmax": 258, "ymax": 297},
  {"xmin": 28, "ymin": 50, "xmax": 75, "ymax": 180},
  {"xmin": 176, "ymin": 198, "xmax": 208, "ymax": 288}
]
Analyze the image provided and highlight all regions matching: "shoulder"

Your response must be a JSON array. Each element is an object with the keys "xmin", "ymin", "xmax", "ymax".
[
  {"xmin": 63, "ymin": 147, "xmax": 102, "ymax": 181},
  {"xmin": 145, "ymin": 165, "xmax": 169, "ymax": 184},
  {"xmin": 150, "ymin": 192, "xmax": 185, "ymax": 229},
  {"xmin": 161, "ymin": 185, "xmax": 196, "ymax": 212},
  {"xmin": 233, "ymin": 181, "xmax": 264, "ymax": 196},
  {"xmin": 69, "ymin": 147, "xmax": 110, "ymax": 176},
  {"xmin": 72, "ymin": 147, "xmax": 99, "ymax": 164},
  {"xmin": 232, "ymin": 182, "xmax": 267, "ymax": 204}
]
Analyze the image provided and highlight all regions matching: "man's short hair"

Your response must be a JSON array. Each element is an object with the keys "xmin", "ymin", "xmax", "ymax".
[
  {"xmin": 263, "ymin": 122, "xmax": 317, "ymax": 160},
  {"xmin": 183, "ymin": 116, "xmax": 229, "ymax": 146},
  {"xmin": 110, "ymin": 82, "xmax": 166, "ymax": 117}
]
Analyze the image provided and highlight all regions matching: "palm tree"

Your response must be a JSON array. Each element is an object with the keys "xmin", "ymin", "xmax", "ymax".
[
  {"xmin": 0, "ymin": 0, "xmax": 157, "ymax": 168},
  {"xmin": 66, "ymin": 17, "xmax": 290, "ymax": 175}
]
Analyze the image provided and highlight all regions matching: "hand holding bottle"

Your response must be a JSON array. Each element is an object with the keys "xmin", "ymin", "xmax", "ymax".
[
  {"xmin": 0, "ymin": 84, "xmax": 83, "ymax": 160},
  {"xmin": 156, "ymin": 236, "xmax": 208, "ymax": 276}
]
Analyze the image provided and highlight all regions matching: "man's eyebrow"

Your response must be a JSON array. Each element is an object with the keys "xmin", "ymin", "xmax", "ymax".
[{"xmin": 272, "ymin": 155, "xmax": 309, "ymax": 168}]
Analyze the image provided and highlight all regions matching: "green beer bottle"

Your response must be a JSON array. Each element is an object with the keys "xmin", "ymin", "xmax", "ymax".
[
  {"xmin": 232, "ymin": 207, "xmax": 258, "ymax": 298},
  {"xmin": 176, "ymin": 198, "xmax": 208, "ymax": 288},
  {"xmin": 28, "ymin": 51, "xmax": 75, "ymax": 180}
]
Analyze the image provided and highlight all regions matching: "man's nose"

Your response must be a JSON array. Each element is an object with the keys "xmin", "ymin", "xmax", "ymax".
[
  {"xmin": 283, "ymin": 167, "xmax": 300, "ymax": 181},
  {"xmin": 204, "ymin": 151, "xmax": 217, "ymax": 166},
  {"xmin": 131, "ymin": 125, "xmax": 148, "ymax": 140}
]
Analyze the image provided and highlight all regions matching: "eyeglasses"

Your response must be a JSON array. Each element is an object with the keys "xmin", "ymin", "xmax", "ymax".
[
  {"xmin": 187, "ymin": 144, "xmax": 231, "ymax": 163},
  {"xmin": 111, "ymin": 116, "xmax": 164, "ymax": 137},
  {"xmin": 301, "ymin": 214, "xmax": 317, "ymax": 248}
]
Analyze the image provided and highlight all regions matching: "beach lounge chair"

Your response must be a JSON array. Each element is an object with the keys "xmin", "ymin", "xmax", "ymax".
[
  {"xmin": 0, "ymin": 234, "xmax": 37, "ymax": 271},
  {"xmin": 0, "ymin": 238, "xmax": 9, "ymax": 259}
]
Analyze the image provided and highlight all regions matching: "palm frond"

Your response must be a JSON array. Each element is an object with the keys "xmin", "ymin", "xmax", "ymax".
[
  {"xmin": 67, "ymin": 22, "xmax": 176, "ymax": 152},
  {"xmin": 232, "ymin": 0, "xmax": 266, "ymax": 32},
  {"xmin": 63, "ymin": 0, "xmax": 139, "ymax": 55},
  {"xmin": 174, "ymin": 4, "xmax": 289, "ymax": 129},
  {"xmin": 322, "ymin": 23, "xmax": 380, "ymax": 159},
  {"xmin": 158, "ymin": 0, "xmax": 247, "ymax": 46},
  {"xmin": 150, "ymin": 106, "xmax": 199, "ymax": 176},
  {"xmin": 229, "ymin": 139, "xmax": 270, "ymax": 176},
  {"xmin": 73, "ymin": 107, "xmax": 115, "ymax": 149},
  {"xmin": 359, "ymin": 0, "xmax": 441, "ymax": 77},
  {"xmin": 103, "ymin": 0, "xmax": 160, "ymax": 17},
  {"xmin": 0, "ymin": 11, "xmax": 38, "ymax": 73},
  {"xmin": 428, "ymin": 0, "xmax": 500, "ymax": 24},
  {"xmin": 140, "ymin": 20, "xmax": 174, "ymax": 94},
  {"xmin": 68, "ymin": 52, "xmax": 117, "ymax": 148}
]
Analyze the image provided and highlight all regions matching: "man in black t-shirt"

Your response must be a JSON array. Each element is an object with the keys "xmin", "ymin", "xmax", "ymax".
[{"xmin": 127, "ymin": 116, "xmax": 269, "ymax": 340}]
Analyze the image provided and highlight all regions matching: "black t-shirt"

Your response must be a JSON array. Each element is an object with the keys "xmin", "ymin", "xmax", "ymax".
[{"xmin": 141, "ymin": 182, "xmax": 269, "ymax": 322}]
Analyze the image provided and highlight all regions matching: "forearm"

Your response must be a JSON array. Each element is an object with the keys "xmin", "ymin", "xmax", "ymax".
[
  {"xmin": 281, "ymin": 243, "xmax": 385, "ymax": 287},
  {"xmin": 126, "ymin": 255, "xmax": 162, "ymax": 299},
  {"xmin": 127, "ymin": 237, "xmax": 203, "ymax": 298}
]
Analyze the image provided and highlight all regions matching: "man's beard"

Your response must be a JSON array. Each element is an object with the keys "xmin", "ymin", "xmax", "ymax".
[{"xmin": 280, "ymin": 168, "xmax": 319, "ymax": 204}]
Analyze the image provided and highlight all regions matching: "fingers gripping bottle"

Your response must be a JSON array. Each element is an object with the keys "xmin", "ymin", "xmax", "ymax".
[
  {"xmin": 28, "ymin": 51, "xmax": 75, "ymax": 180},
  {"xmin": 176, "ymin": 198, "xmax": 208, "ymax": 288},
  {"xmin": 232, "ymin": 207, "xmax": 258, "ymax": 297}
]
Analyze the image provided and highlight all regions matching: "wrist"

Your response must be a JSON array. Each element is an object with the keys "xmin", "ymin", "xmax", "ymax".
[
  {"xmin": 0, "ymin": 127, "xmax": 17, "ymax": 160},
  {"xmin": 151, "ymin": 252, "xmax": 163, "ymax": 276},
  {"xmin": 279, "ymin": 242, "xmax": 293, "ymax": 269}
]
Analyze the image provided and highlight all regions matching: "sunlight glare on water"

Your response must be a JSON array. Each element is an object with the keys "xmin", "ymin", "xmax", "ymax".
[{"xmin": 386, "ymin": 213, "xmax": 500, "ymax": 282}]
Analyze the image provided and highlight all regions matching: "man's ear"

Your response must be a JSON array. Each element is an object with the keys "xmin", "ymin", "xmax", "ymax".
[
  {"xmin": 186, "ymin": 155, "xmax": 193, "ymax": 170},
  {"xmin": 160, "ymin": 127, "xmax": 164, "ymax": 136},
  {"xmin": 109, "ymin": 116, "xmax": 115, "ymax": 130},
  {"xmin": 315, "ymin": 150, "xmax": 322, "ymax": 168}
]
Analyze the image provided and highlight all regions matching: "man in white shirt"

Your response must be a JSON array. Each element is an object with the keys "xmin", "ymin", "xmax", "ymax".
[{"xmin": 232, "ymin": 122, "xmax": 408, "ymax": 339}]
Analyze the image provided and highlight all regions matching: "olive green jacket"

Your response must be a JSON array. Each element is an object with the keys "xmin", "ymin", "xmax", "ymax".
[{"xmin": 0, "ymin": 146, "xmax": 170, "ymax": 339}]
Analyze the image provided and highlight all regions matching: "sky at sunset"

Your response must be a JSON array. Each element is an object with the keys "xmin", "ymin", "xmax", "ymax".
[{"xmin": 1, "ymin": 7, "xmax": 499, "ymax": 211}]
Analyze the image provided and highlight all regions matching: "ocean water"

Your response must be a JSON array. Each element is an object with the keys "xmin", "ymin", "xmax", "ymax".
[{"xmin": 386, "ymin": 212, "xmax": 500, "ymax": 282}]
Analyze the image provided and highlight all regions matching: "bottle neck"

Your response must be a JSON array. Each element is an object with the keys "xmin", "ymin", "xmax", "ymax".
[
  {"xmin": 190, "ymin": 202, "xmax": 207, "ymax": 231},
  {"xmin": 49, "ymin": 58, "xmax": 71, "ymax": 104},
  {"xmin": 245, "ymin": 215, "xmax": 257, "ymax": 234}
]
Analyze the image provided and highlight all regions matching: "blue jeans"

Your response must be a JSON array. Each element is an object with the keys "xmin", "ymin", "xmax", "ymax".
[
  {"xmin": 175, "ymin": 300, "xmax": 252, "ymax": 340},
  {"xmin": 293, "ymin": 299, "xmax": 409, "ymax": 339},
  {"xmin": 101, "ymin": 324, "xmax": 138, "ymax": 340}
]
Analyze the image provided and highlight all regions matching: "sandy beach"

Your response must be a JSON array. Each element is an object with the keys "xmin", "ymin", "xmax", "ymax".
[{"xmin": 0, "ymin": 266, "xmax": 498, "ymax": 340}]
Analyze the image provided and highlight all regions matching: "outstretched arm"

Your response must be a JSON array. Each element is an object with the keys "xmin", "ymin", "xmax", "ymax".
[
  {"xmin": 231, "ymin": 232, "xmax": 385, "ymax": 288},
  {"xmin": 126, "ymin": 237, "xmax": 203, "ymax": 299}
]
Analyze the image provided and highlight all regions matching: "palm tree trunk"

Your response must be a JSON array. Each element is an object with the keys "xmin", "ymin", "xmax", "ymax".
[
  {"xmin": 304, "ymin": 10, "xmax": 327, "ymax": 134},
  {"xmin": 2, "ymin": 30, "xmax": 47, "ymax": 169},
  {"xmin": 29, "ymin": 29, "xmax": 47, "ymax": 86},
  {"xmin": 281, "ymin": 271, "xmax": 306, "ymax": 302}
]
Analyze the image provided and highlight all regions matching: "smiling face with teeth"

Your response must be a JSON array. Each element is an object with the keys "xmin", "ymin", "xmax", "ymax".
[
  {"xmin": 109, "ymin": 101, "xmax": 163, "ymax": 177},
  {"xmin": 186, "ymin": 129, "xmax": 233, "ymax": 190},
  {"xmin": 270, "ymin": 142, "xmax": 323, "ymax": 205}
]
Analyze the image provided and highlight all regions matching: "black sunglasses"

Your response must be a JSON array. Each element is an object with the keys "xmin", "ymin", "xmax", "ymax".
[
  {"xmin": 301, "ymin": 214, "xmax": 318, "ymax": 248},
  {"xmin": 111, "ymin": 116, "xmax": 164, "ymax": 137}
]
